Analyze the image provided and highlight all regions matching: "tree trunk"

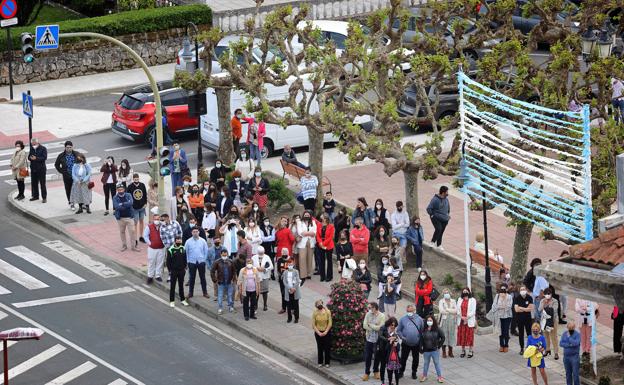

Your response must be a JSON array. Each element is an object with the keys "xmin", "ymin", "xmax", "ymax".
[
  {"xmin": 308, "ymin": 128, "xmax": 324, "ymax": 213},
  {"xmin": 216, "ymin": 87, "xmax": 235, "ymax": 165},
  {"xmin": 510, "ymin": 221, "xmax": 534, "ymax": 283},
  {"xmin": 402, "ymin": 168, "xmax": 420, "ymax": 220}
]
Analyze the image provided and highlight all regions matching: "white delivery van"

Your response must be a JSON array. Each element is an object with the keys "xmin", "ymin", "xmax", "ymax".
[{"xmin": 200, "ymin": 75, "xmax": 371, "ymax": 158}]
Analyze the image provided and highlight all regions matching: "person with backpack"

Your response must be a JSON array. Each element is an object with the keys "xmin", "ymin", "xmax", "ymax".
[{"xmin": 397, "ymin": 304, "xmax": 424, "ymax": 380}]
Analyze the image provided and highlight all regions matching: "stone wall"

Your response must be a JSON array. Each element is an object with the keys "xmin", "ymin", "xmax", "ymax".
[{"xmin": 0, "ymin": 27, "xmax": 206, "ymax": 86}]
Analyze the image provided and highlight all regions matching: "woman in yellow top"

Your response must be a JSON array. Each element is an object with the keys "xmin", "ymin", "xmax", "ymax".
[{"xmin": 312, "ymin": 299, "xmax": 333, "ymax": 368}]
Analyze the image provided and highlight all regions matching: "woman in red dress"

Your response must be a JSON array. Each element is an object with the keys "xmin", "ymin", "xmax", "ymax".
[
  {"xmin": 457, "ymin": 287, "xmax": 477, "ymax": 358},
  {"xmin": 275, "ymin": 216, "xmax": 295, "ymax": 256}
]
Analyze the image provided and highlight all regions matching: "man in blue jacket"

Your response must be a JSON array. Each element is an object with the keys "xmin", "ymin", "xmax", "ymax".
[
  {"xmin": 113, "ymin": 183, "xmax": 138, "ymax": 252},
  {"xmin": 560, "ymin": 320, "xmax": 581, "ymax": 385},
  {"xmin": 397, "ymin": 304, "xmax": 424, "ymax": 379}
]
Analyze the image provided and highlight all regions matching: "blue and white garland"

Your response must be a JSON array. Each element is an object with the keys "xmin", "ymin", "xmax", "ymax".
[{"xmin": 458, "ymin": 71, "xmax": 593, "ymax": 243}]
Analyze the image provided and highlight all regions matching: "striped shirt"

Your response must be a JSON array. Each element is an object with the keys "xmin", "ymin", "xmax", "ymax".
[{"xmin": 300, "ymin": 176, "xmax": 318, "ymax": 200}]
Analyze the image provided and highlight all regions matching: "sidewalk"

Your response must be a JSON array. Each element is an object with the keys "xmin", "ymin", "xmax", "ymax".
[{"xmin": 8, "ymin": 171, "xmax": 616, "ymax": 385}]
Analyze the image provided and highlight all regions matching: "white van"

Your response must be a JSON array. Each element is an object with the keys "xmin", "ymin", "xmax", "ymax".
[{"xmin": 201, "ymin": 76, "xmax": 371, "ymax": 158}]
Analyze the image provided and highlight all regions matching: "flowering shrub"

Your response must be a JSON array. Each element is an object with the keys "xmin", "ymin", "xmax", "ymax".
[{"xmin": 327, "ymin": 279, "xmax": 368, "ymax": 358}]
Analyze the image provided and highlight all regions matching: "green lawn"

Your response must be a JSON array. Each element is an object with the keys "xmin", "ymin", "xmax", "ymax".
[{"xmin": 27, "ymin": 4, "xmax": 83, "ymax": 26}]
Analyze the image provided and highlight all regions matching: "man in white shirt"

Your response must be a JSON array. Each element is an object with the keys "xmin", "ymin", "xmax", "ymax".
[
  {"xmin": 390, "ymin": 200, "xmax": 410, "ymax": 247},
  {"xmin": 252, "ymin": 246, "xmax": 274, "ymax": 311},
  {"xmin": 612, "ymin": 77, "xmax": 624, "ymax": 123}
]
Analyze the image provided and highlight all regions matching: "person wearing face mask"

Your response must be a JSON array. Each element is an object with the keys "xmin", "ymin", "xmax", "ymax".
[
  {"xmin": 28, "ymin": 137, "xmax": 48, "ymax": 202},
  {"xmin": 237, "ymin": 257, "xmax": 260, "ymax": 321},
  {"xmin": 211, "ymin": 249, "xmax": 237, "ymax": 314},
  {"xmin": 406, "ymin": 216, "xmax": 425, "ymax": 271},
  {"xmin": 113, "ymin": 183, "xmax": 139, "ymax": 252},
  {"xmin": 231, "ymin": 108, "xmax": 243, "ymax": 157},
  {"xmin": 335, "ymin": 229, "xmax": 353, "ymax": 276},
  {"xmin": 296, "ymin": 211, "xmax": 317, "ymax": 284},
  {"xmin": 438, "ymin": 289, "xmax": 457, "ymax": 358},
  {"xmin": 187, "ymin": 183, "xmax": 205, "ymax": 222},
  {"xmin": 371, "ymin": 225, "xmax": 391, "ymax": 264},
  {"xmin": 100, "ymin": 157, "xmax": 118, "ymax": 215},
  {"xmin": 170, "ymin": 186, "xmax": 190, "ymax": 225},
  {"xmin": 168, "ymin": 141, "xmax": 187, "ymax": 195},
  {"xmin": 144, "ymin": 213, "xmax": 166, "ymax": 283},
  {"xmin": 351, "ymin": 197, "xmax": 374, "ymax": 230},
  {"xmin": 276, "ymin": 248, "xmax": 293, "ymax": 314},
  {"xmin": 489, "ymin": 284, "xmax": 514, "ymax": 353},
  {"xmin": 117, "ymin": 159, "xmax": 133, "ymax": 189},
  {"xmin": 354, "ymin": 260, "xmax": 372, "ymax": 299},
  {"xmin": 126, "ymin": 173, "xmax": 147, "ymax": 243},
  {"xmin": 184, "ymin": 227, "xmax": 210, "ymax": 300},
  {"xmin": 377, "ymin": 256, "xmax": 391, "ymax": 297},
  {"xmin": 420, "ymin": 316, "xmax": 445, "ymax": 383},
  {"xmin": 245, "ymin": 201, "xmax": 265, "ymax": 224},
  {"xmin": 333, "ymin": 207, "xmax": 350, "ymax": 244},
  {"xmin": 70, "ymin": 154, "xmax": 93, "ymax": 215},
  {"xmin": 426, "ymin": 186, "xmax": 450, "ymax": 249},
  {"xmin": 525, "ymin": 323, "xmax": 548, "ymax": 385},
  {"xmin": 209, "ymin": 159, "xmax": 230, "ymax": 191},
  {"xmin": 514, "ymin": 285, "xmax": 535, "ymax": 354},
  {"xmin": 350, "ymin": 216, "xmax": 371, "ymax": 263},
  {"xmin": 203, "ymin": 182, "xmax": 219, "ymax": 210},
  {"xmin": 228, "ymin": 170, "xmax": 247, "ymax": 207},
  {"xmin": 10, "ymin": 140, "xmax": 27, "ymax": 201},
  {"xmin": 362, "ymin": 302, "xmax": 385, "ymax": 381},
  {"xmin": 166, "ymin": 236, "xmax": 189, "ymax": 307},
  {"xmin": 259, "ymin": 218, "xmax": 276, "ymax": 279},
  {"xmin": 275, "ymin": 216, "xmax": 295, "ymax": 258},
  {"xmin": 219, "ymin": 211, "xmax": 242, "ymax": 257},
  {"xmin": 390, "ymin": 200, "xmax": 410, "ymax": 248},
  {"xmin": 415, "ymin": 270, "xmax": 434, "ymax": 318},
  {"xmin": 456, "ymin": 287, "xmax": 477, "ymax": 358},
  {"xmin": 182, "ymin": 216, "xmax": 206, "ymax": 243},
  {"xmin": 201, "ymin": 204, "xmax": 217, "ymax": 239},
  {"xmin": 312, "ymin": 299, "xmax": 332, "ymax": 367},
  {"xmin": 559, "ymin": 320, "xmax": 581, "ymax": 385},
  {"xmin": 252, "ymin": 246, "xmax": 273, "ymax": 311},
  {"xmin": 389, "ymin": 237, "xmax": 405, "ymax": 274},
  {"xmin": 372, "ymin": 199, "xmax": 390, "ymax": 232},
  {"xmin": 397, "ymin": 304, "xmax": 424, "ymax": 380},
  {"xmin": 247, "ymin": 166, "xmax": 269, "ymax": 211},
  {"xmin": 379, "ymin": 317, "xmax": 401, "ymax": 385},
  {"xmin": 282, "ymin": 259, "xmax": 301, "ymax": 323},
  {"xmin": 54, "ymin": 140, "xmax": 78, "ymax": 209},
  {"xmin": 299, "ymin": 168, "xmax": 319, "ymax": 211},
  {"xmin": 380, "ymin": 275, "xmax": 398, "ymax": 317},
  {"xmin": 244, "ymin": 218, "xmax": 263, "ymax": 255},
  {"xmin": 215, "ymin": 186, "xmax": 234, "ymax": 223},
  {"xmin": 539, "ymin": 288, "xmax": 559, "ymax": 359},
  {"xmin": 244, "ymin": 117, "xmax": 265, "ymax": 167},
  {"xmin": 316, "ymin": 213, "xmax": 335, "ymax": 282},
  {"xmin": 234, "ymin": 149, "xmax": 254, "ymax": 182}
]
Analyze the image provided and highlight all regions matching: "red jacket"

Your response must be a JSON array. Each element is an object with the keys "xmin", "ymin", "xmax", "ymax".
[
  {"xmin": 275, "ymin": 228, "xmax": 295, "ymax": 256},
  {"xmin": 316, "ymin": 223, "xmax": 335, "ymax": 250},
  {"xmin": 350, "ymin": 226, "xmax": 370, "ymax": 254},
  {"xmin": 415, "ymin": 279, "xmax": 433, "ymax": 306}
]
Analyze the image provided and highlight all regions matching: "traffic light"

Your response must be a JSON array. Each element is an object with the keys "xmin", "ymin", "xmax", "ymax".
[
  {"xmin": 158, "ymin": 146, "xmax": 171, "ymax": 176},
  {"xmin": 20, "ymin": 33, "xmax": 34, "ymax": 63}
]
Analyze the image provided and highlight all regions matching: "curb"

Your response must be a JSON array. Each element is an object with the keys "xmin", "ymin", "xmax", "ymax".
[
  {"xmin": 4, "ymin": 84, "xmax": 131, "ymax": 106},
  {"xmin": 7, "ymin": 191, "xmax": 353, "ymax": 385}
]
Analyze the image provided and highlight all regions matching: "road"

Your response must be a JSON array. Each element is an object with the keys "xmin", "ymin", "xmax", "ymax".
[{"xmin": 0, "ymin": 169, "xmax": 327, "ymax": 384}]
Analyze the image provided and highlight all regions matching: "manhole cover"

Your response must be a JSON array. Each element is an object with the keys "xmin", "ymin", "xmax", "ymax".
[{"xmin": 59, "ymin": 218, "xmax": 78, "ymax": 224}]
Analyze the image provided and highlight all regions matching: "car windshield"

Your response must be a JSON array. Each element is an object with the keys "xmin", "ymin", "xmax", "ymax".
[
  {"xmin": 213, "ymin": 46, "xmax": 244, "ymax": 65},
  {"xmin": 118, "ymin": 94, "xmax": 145, "ymax": 110},
  {"xmin": 251, "ymin": 46, "xmax": 285, "ymax": 63},
  {"xmin": 558, "ymin": 2, "xmax": 579, "ymax": 18}
]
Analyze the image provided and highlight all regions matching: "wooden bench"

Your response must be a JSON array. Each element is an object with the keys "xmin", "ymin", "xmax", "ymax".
[
  {"xmin": 280, "ymin": 159, "xmax": 332, "ymax": 191},
  {"xmin": 469, "ymin": 248, "xmax": 506, "ymax": 275}
]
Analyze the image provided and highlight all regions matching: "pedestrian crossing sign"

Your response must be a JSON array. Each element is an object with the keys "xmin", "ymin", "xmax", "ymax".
[
  {"xmin": 22, "ymin": 92, "xmax": 33, "ymax": 118},
  {"xmin": 35, "ymin": 24, "xmax": 59, "ymax": 50}
]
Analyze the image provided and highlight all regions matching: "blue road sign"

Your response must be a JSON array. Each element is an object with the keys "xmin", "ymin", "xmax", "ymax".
[
  {"xmin": 22, "ymin": 93, "xmax": 33, "ymax": 118},
  {"xmin": 35, "ymin": 24, "xmax": 59, "ymax": 50}
]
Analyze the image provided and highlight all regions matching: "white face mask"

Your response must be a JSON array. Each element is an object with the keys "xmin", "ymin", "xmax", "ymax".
[
  {"xmin": 235, "ymin": 177, "xmax": 240, "ymax": 182},
  {"xmin": 382, "ymin": 259, "xmax": 388, "ymax": 265},
  {"xmin": 153, "ymin": 220, "xmax": 160, "ymax": 225},
  {"xmin": 15, "ymin": 147, "xmax": 20, "ymax": 151},
  {"xmin": 221, "ymin": 255, "xmax": 228, "ymax": 260},
  {"xmin": 520, "ymin": 290, "xmax": 527, "ymax": 296},
  {"xmin": 427, "ymin": 321, "xmax": 434, "ymax": 327},
  {"xmin": 249, "ymin": 222, "xmax": 255, "ymax": 227},
  {"xmin": 216, "ymin": 163, "xmax": 222, "ymax": 168},
  {"xmin": 376, "ymin": 204, "xmax": 382, "ymax": 209},
  {"xmin": 420, "ymin": 275, "xmax": 427, "ymax": 280},
  {"xmin": 189, "ymin": 223, "xmax": 195, "ymax": 228},
  {"xmin": 241, "ymin": 154, "xmax": 247, "ymax": 160},
  {"xmin": 264, "ymin": 221, "xmax": 270, "ymax": 226},
  {"xmin": 443, "ymin": 293, "xmax": 450, "ymax": 300},
  {"xmin": 183, "ymin": 181, "xmax": 190, "ymax": 186},
  {"xmin": 253, "ymin": 207, "xmax": 259, "ymax": 212},
  {"xmin": 236, "ymin": 114, "xmax": 243, "ymax": 119},
  {"xmin": 287, "ymin": 265, "xmax": 294, "ymax": 270},
  {"xmin": 246, "ymin": 264, "xmax": 253, "ymax": 269},
  {"xmin": 545, "ymin": 294, "xmax": 552, "ymax": 299},
  {"xmin": 406, "ymin": 312, "xmax": 414, "ymax": 317},
  {"xmin": 174, "ymin": 145, "xmax": 180, "ymax": 150},
  {"xmin": 359, "ymin": 263, "xmax": 366, "ymax": 269},
  {"xmin": 220, "ymin": 192, "xmax": 225, "ymax": 197},
  {"xmin": 255, "ymin": 172, "xmax": 261, "ymax": 177}
]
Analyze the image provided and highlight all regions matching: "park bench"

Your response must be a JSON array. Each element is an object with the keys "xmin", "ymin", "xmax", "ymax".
[
  {"xmin": 469, "ymin": 248, "xmax": 506, "ymax": 275},
  {"xmin": 280, "ymin": 159, "xmax": 332, "ymax": 191}
]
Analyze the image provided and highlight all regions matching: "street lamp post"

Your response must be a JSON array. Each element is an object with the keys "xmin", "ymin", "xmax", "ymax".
[{"xmin": 181, "ymin": 22, "xmax": 204, "ymax": 175}]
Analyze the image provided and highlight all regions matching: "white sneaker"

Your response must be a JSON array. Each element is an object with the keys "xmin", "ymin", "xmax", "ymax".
[
  {"xmin": 70, "ymin": 204, "xmax": 75, "ymax": 211},
  {"xmin": 438, "ymin": 246, "xmax": 445, "ymax": 251},
  {"xmin": 229, "ymin": 307, "xmax": 234, "ymax": 313},
  {"xmin": 218, "ymin": 308, "xmax": 223, "ymax": 315},
  {"xmin": 181, "ymin": 300, "xmax": 189, "ymax": 306},
  {"xmin": 169, "ymin": 302, "xmax": 175, "ymax": 308}
]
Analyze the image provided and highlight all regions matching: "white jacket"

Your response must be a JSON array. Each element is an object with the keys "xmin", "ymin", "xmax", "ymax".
[
  {"xmin": 245, "ymin": 226, "xmax": 263, "ymax": 254},
  {"xmin": 252, "ymin": 253, "xmax": 274, "ymax": 280},
  {"xmin": 456, "ymin": 297, "xmax": 477, "ymax": 328},
  {"xmin": 235, "ymin": 158, "xmax": 255, "ymax": 182},
  {"xmin": 438, "ymin": 297, "xmax": 458, "ymax": 321},
  {"xmin": 296, "ymin": 219, "xmax": 317, "ymax": 249}
]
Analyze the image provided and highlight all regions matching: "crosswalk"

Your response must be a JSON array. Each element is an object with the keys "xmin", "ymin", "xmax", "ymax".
[{"xmin": 0, "ymin": 141, "xmax": 101, "ymax": 185}]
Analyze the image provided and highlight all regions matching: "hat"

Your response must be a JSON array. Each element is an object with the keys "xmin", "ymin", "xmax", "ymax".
[{"xmin": 116, "ymin": 183, "xmax": 125, "ymax": 189}]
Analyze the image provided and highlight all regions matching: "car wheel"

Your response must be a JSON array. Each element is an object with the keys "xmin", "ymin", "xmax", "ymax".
[
  {"xmin": 261, "ymin": 139, "xmax": 273, "ymax": 159},
  {"xmin": 144, "ymin": 126, "xmax": 155, "ymax": 147}
]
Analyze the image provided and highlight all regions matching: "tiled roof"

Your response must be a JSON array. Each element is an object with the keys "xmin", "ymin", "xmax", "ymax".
[{"xmin": 568, "ymin": 225, "xmax": 624, "ymax": 267}]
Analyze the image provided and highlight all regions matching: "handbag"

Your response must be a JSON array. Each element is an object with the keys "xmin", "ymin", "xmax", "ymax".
[
  {"xmin": 88, "ymin": 181, "xmax": 95, "ymax": 189},
  {"xmin": 296, "ymin": 191, "xmax": 304, "ymax": 204},
  {"xmin": 19, "ymin": 168, "xmax": 29, "ymax": 177},
  {"xmin": 430, "ymin": 287, "xmax": 440, "ymax": 302}
]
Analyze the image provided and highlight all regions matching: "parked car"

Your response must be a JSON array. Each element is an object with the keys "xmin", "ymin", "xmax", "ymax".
[
  {"xmin": 397, "ymin": 79, "xmax": 459, "ymax": 129},
  {"xmin": 111, "ymin": 82, "xmax": 198, "ymax": 144},
  {"xmin": 483, "ymin": 0, "xmax": 579, "ymax": 37}
]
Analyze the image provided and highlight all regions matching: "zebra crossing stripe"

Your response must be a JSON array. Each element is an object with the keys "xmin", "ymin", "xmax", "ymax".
[
  {"xmin": 45, "ymin": 361, "xmax": 97, "ymax": 385},
  {"xmin": 12, "ymin": 287, "xmax": 135, "ymax": 308},
  {"xmin": 41, "ymin": 240, "xmax": 121, "ymax": 278},
  {"xmin": 0, "ymin": 341, "xmax": 17, "ymax": 351},
  {"xmin": 0, "ymin": 286, "xmax": 11, "ymax": 295},
  {"xmin": 0, "ymin": 149, "xmax": 88, "ymax": 167},
  {"xmin": 0, "ymin": 156, "xmax": 100, "ymax": 177},
  {"xmin": 0, "ymin": 310, "xmax": 7, "ymax": 321},
  {"xmin": 6, "ymin": 246, "xmax": 86, "ymax": 284},
  {"xmin": 0, "ymin": 142, "xmax": 65, "ymax": 157},
  {"xmin": 0, "ymin": 259, "xmax": 48, "ymax": 290},
  {"xmin": 107, "ymin": 380, "xmax": 128, "ymax": 385},
  {"xmin": 0, "ymin": 344, "xmax": 67, "ymax": 384}
]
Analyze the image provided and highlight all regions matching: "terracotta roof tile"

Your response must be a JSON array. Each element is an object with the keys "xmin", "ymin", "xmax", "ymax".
[{"xmin": 568, "ymin": 225, "xmax": 624, "ymax": 267}]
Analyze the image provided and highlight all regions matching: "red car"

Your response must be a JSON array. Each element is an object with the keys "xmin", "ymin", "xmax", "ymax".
[{"xmin": 111, "ymin": 82, "xmax": 198, "ymax": 144}]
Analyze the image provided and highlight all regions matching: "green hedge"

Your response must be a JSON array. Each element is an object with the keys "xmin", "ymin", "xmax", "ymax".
[{"xmin": 3, "ymin": 4, "xmax": 211, "ymax": 51}]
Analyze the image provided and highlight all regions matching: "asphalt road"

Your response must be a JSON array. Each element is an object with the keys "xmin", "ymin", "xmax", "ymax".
[{"xmin": 0, "ymin": 178, "xmax": 325, "ymax": 384}]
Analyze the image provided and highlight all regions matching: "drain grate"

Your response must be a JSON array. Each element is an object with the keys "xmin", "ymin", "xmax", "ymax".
[{"xmin": 59, "ymin": 218, "xmax": 78, "ymax": 224}]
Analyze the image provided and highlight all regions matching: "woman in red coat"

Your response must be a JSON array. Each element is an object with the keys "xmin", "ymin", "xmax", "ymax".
[
  {"xmin": 415, "ymin": 269, "xmax": 434, "ymax": 318},
  {"xmin": 316, "ymin": 213, "xmax": 335, "ymax": 282},
  {"xmin": 275, "ymin": 216, "xmax": 295, "ymax": 256}
]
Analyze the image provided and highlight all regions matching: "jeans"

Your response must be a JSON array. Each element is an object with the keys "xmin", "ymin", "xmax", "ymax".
[
  {"xmin": 364, "ymin": 341, "xmax": 380, "ymax": 375},
  {"xmin": 171, "ymin": 172, "xmax": 183, "ymax": 196},
  {"xmin": 249, "ymin": 144, "xmax": 261, "ymax": 166},
  {"xmin": 217, "ymin": 283, "xmax": 234, "ymax": 309},
  {"xmin": 430, "ymin": 218, "xmax": 448, "ymax": 247},
  {"xmin": 413, "ymin": 245, "xmax": 423, "ymax": 269},
  {"xmin": 499, "ymin": 317, "xmax": 512, "ymax": 347},
  {"xmin": 30, "ymin": 170, "xmax": 47, "ymax": 199},
  {"xmin": 422, "ymin": 350, "xmax": 442, "ymax": 377},
  {"xmin": 287, "ymin": 293, "xmax": 299, "ymax": 321},
  {"xmin": 319, "ymin": 248, "xmax": 333, "ymax": 281},
  {"xmin": 169, "ymin": 269, "xmax": 185, "ymax": 302},
  {"xmin": 243, "ymin": 290, "xmax": 257, "ymax": 318},
  {"xmin": 188, "ymin": 262, "xmax": 207, "ymax": 296},
  {"xmin": 400, "ymin": 342, "xmax": 420, "ymax": 376},
  {"xmin": 563, "ymin": 354, "xmax": 580, "ymax": 385},
  {"xmin": 393, "ymin": 231, "xmax": 407, "ymax": 247},
  {"xmin": 314, "ymin": 331, "xmax": 331, "ymax": 365}
]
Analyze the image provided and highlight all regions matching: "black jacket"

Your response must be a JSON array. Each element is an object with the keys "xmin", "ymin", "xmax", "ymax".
[
  {"xmin": 228, "ymin": 179, "xmax": 247, "ymax": 202},
  {"xmin": 216, "ymin": 195, "xmax": 234, "ymax": 218},
  {"xmin": 378, "ymin": 326, "xmax": 401, "ymax": 361},
  {"xmin": 166, "ymin": 245, "xmax": 187, "ymax": 271},
  {"xmin": 182, "ymin": 226, "xmax": 206, "ymax": 243},
  {"xmin": 247, "ymin": 177, "xmax": 269, "ymax": 196},
  {"xmin": 420, "ymin": 328, "xmax": 445, "ymax": 352},
  {"xmin": 354, "ymin": 268, "xmax": 372, "ymax": 291},
  {"xmin": 28, "ymin": 145, "xmax": 47, "ymax": 172},
  {"xmin": 54, "ymin": 150, "xmax": 78, "ymax": 177},
  {"xmin": 210, "ymin": 166, "xmax": 230, "ymax": 190}
]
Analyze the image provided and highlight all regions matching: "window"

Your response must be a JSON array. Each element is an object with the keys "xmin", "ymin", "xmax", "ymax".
[
  {"xmin": 118, "ymin": 94, "xmax": 145, "ymax": 110},
  {"xmin": 160, "ymin": 90, "xmax": 187, "ymax": 106},
  {"xmin": 329, "ymin": 32, "xmax": 347, "ymax": 50}
]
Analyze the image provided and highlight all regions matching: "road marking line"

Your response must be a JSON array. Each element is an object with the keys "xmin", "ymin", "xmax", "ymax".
[
  {"xmin": 192, "ymin": 324, "xmax": 213, "ymax": 336},
  {"xmin": 0, "ymin": 156, "xmax": 100, "ymax": 177},
  {"xmin": 126, "ymin": 282, "xmax": 322, "ymax": 385},
  {"xmin": 0, "ymin": 286, "xmax": 11, "ymax": 295},
  {"xmin": 0, "ymin": 344, "xmax": 67, "ymax": 384},
  {"xmin": 41, "ymin": 240, "xmax": 121, "ymax": 278},
  {"xmin": 0, "ymin": 310, "xmax": 6, "ymax": 321},
  {"xmin": 12, "ymin": 286, "xmax": 135, "ymax": 308},
  {"xmin": 108, "ymin": 380, "xmax": 128, "ymax": 385},
  {"xmin": 0, "ymin": 142, "xmax": 65, "ymax": 157},
  {"xmin": 105, "ymin": 144, "xmax": 143, "ymax": 152},
  {"xmin": 45, "ymin": 361, "xmax": 97, "ymax": 385},
  {"xmin": 0, "ymin": 149, "xmax": 88, "ymax": 167},
  {"xmin": 0, "ymin": 259, "xmax": 49, "ymax": 290},
  {"xmin": 6, "ymin": 246, "xmax": 86, "ymax": 284},
  {"xmin": 0, "ymin": 341, "xmax": 17, "ymax": 351},
  {"xmin": 0, "ymin": 302, "xmax": 145, "ymax": 385}
]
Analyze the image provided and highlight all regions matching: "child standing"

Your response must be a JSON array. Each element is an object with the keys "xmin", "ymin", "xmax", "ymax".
[
  {"xmin": 381, "ymin": 275, "xmax": 398, "ymax": 317},
  {"xmin": 323, "ymin": 191, "xmax": 336, "ymax": 221}
]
